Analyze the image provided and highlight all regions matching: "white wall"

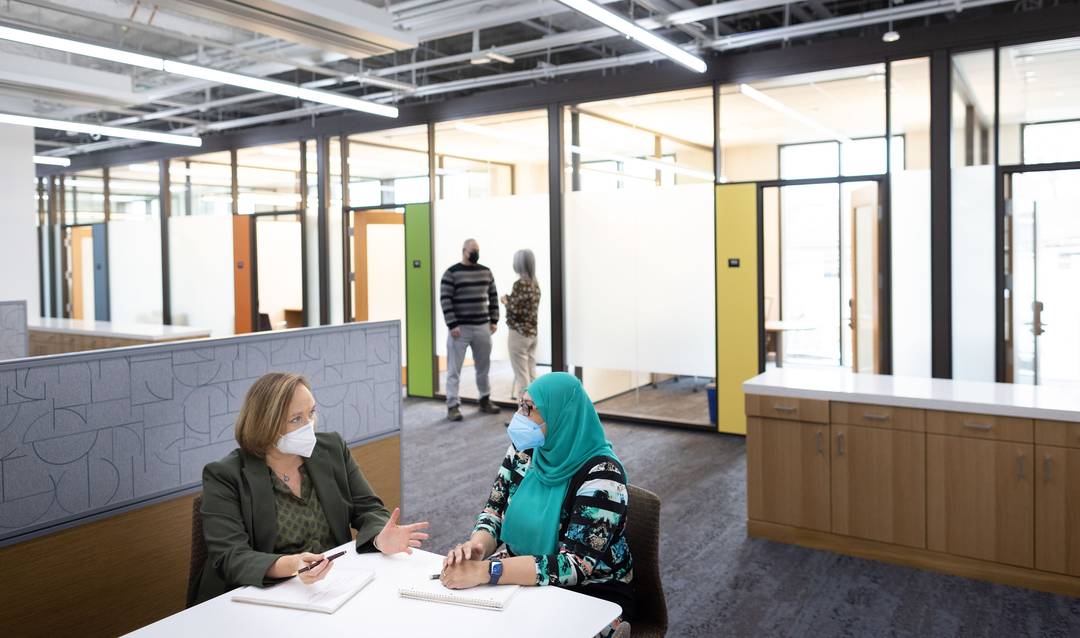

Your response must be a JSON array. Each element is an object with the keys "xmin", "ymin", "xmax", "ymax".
[
  {"xmin": 169, "ymin": 215, "xmax": 234, "ymax": 337},
  {"xmin": 108, "ymin": 219, "xmax": 163, "ymax": 324},
  {"xmin": 0, "ymin": 124, "xmax": 39, "ymax": 317},
  {"xmin": 891, "ymin": 170, "xmax": 932, "ymax": 378},
  {"xmin": 952, "ymin": 165, "xmax": 997, "ymax": 382},
  {"xmin": 367, "ymin": 224, "xmax": 406, "ymax": 362},
  {"xmin": 256, "ymin": 220, "xmax": 303, "ymax": 329}
]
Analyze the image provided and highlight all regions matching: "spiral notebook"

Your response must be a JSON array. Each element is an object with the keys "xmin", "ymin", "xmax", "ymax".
[
  {"xmin": 398, "ymin": 578, "xmax": 521, "ymax": 611},
  {"xmin": 231, "ymin": 568, "xmax": 375, "ymax": 614}
]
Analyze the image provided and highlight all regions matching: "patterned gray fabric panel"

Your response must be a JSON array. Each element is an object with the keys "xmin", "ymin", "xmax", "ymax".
[
  {"xmin": 0, "ymin": 321, "xmax": 401, "ymax": 546},
  {"xmin": 0, "ymin": 301, "xmax": 28, "ymax": 361}
]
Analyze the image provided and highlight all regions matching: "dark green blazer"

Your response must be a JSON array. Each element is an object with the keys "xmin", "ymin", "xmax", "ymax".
[{"xmin": 187, "ymin": 432, "xmax": 391, "ymax": 607}]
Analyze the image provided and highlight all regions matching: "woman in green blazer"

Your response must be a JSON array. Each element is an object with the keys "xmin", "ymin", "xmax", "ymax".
[{"xmin": 187, "ymin": 372, "xmax": 428, "ymax": 607}]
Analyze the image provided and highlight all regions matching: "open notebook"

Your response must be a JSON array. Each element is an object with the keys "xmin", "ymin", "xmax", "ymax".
[
  {"xmin": 399, "ymin": 578, "xmax": 521, "ymax": 611},
  {"xmin": 232, "ymin": 568, "xmax": 376, "ymax": 614}
]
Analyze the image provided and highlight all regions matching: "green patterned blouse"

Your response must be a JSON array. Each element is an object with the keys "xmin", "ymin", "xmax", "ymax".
[{"xmin": 269, "ymin": 464, "xmax": 336, "ymax": 555}]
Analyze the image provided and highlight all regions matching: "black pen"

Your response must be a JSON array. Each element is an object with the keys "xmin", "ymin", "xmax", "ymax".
[{"xmin": 292, "ymin": 551, "xmax": 345, "ymax": 576}]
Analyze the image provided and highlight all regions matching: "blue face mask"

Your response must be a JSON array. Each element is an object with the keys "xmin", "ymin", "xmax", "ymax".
[{"xmin": 508, "ymin": 412, "xmax": 546, "ymax": 450}]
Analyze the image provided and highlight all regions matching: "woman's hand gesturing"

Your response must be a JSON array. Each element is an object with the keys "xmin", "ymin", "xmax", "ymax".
[{"xmin": 374, "ymin": 508, "xmax": 430, "ymax": 555}]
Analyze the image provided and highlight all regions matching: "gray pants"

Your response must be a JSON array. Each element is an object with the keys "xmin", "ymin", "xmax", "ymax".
[
  {"xmin": 446, "ymin": 323, "xmax": 492, "ymax": 408},
  {"xmin": 507, "ymin": 328, "xmax": 538, "ymax": 400}
]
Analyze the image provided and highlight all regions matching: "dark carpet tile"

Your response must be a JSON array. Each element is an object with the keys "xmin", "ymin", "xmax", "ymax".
[{"xmin": 398, "ymin": 396, "xmax": 1080, "ymax": 638}]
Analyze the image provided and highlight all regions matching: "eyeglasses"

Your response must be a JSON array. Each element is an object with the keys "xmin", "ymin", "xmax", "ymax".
[{"xmin": 518, "ymin": 398, "xmax": 536, "ymax": 417}]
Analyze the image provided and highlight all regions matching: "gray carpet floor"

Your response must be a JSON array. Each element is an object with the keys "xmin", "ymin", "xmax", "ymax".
[{"xmin": 399, "ymin": 396, "xmax": 1080, "ymax": 638}]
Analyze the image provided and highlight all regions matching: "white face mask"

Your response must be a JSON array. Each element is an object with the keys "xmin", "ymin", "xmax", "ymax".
[{"xmin": 276, "ymin": 421, "xmax": 316, "ymax": 457}]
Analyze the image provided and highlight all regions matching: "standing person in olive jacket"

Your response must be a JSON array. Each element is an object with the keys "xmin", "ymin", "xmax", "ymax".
[{"xmin": 187, "ymin": 372, "xmax": 429, "ymax": 607}]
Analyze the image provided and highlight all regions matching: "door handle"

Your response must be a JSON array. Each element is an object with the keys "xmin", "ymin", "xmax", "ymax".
[
  {"xmin": 863, "ymin": 413, "xmax": 888, "ymax": 420},
  {"xmin": 963, "ymin": 423, "xmax": 992, "ymax": 431},
  {"xmin": 1019, "ymin": 453, "xmax": 1024, "ymax": 480},
  {"xmin": 816, "ymin": 431, "xmax": 822, "ymax": 454},
  {"xmin": 773, "ymin": 406, "xmax": 797, "ymax": 412},
  {"xmin": 1046, "ymin": 455, "xmax": 1051, "ymax": 482},
  {"xmin": 837, "ymin": 433, "xmax": 844, "ymax": 456}
]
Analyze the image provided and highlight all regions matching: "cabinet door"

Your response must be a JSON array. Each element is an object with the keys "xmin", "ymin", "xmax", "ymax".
[
  {"xmin": 747, "ymin": 417, "xmax": 830, "ymax": 531},
  {"xmin": 831, "ymin": 424, "xmax": 925, "ymax": 548},
  {"xmin": 927, "ymin": 435, "xmax": 1034, "ymax": 567},
  {"xmin": 1035, "ymin": 445, "xmax": 1080, "ymax": 575}
]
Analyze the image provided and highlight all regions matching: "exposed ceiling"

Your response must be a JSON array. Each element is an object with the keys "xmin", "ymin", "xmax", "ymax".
[{"xmin": 0, "ymin": 0, "xmax": 1072, "ymax": 161}]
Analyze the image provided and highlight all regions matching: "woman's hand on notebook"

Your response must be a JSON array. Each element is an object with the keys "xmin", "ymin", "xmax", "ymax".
[
  {"xmin": 439, "ymin": 559, "xmax": 488, "ymax": 590},
  {"xmin": 442, "ymin": 540, "xmax": 487, "ymax": 569}
]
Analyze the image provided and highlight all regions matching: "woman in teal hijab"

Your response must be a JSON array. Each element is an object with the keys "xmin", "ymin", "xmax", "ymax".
[{"xmin": 439, "ymin": 372, "xmax": 634, "ymax": 634}]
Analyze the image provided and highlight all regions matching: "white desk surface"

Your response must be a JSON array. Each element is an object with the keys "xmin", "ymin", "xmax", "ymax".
[
  {"xmin": 744, "ymin": 368, "xmax": 1080, "ymax": 423},
  {"xmin": 124, "ymin": 546, "xmax": 620, "ymax": 638},
  {"xmin": 764, "ymin": 320, "xmax": 817, "ymax": 332},
  {"xmin": 27, "ymin": 317, "xmax": 211, "ymax": 341}
]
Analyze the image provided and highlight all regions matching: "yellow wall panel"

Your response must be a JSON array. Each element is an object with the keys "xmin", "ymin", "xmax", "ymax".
[{"xmin": 716, "ymin": 183, "xmax": 760, "ymax": 435}]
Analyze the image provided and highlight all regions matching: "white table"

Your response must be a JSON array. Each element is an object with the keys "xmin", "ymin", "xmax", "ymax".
[
  {"xmin": 765, "ymin": 320, "xmax": 816, "ymax": 368},
  {"xmin": 124, "ymin": 546, "xmax": 621, "ymax": 638}
]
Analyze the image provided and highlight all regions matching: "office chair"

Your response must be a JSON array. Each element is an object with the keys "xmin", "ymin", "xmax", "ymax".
[
  {"xmin": 188, "ymin": 494, "xmax": 208, "ymax": 592},
  {"xmin": 625, "ymin": 485, "xmax": 668, "ymax": 638},
  {"xmin": 612, "ymin": 621, "xmax": 632, "ymax": 637}
]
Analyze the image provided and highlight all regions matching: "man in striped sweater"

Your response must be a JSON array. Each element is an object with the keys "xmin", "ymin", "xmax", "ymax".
[{"xmin": 441, "ymin": 238, "xmax": 501, "ymax": 421}]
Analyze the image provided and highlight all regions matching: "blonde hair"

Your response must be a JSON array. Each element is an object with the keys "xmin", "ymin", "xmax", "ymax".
[{"xmin": 234, "ymin": 372, "xmax": 313, "ymax": 457}]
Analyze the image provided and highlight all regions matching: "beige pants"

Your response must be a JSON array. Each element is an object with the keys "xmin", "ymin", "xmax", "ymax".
[{"xmin": 507, "ymin": 328, "xmax": 538, "ymax": 399}]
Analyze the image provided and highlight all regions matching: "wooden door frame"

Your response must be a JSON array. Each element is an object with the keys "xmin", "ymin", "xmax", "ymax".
[
  {"xmin": 69, "ymin": 225, "xmax": 94, "ymax": 321},
  {"xmin": 344, "ymin": 206, "xmax": 405, "ymax": 323},
  {"xmin": 234, "ymin": 210, "xmax": 307, "ymax": 334}
]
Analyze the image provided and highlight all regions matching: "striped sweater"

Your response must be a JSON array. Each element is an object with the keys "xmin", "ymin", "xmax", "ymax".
[{"xmin": 440, "ymin": 263, "xmax": 499, "ymax": 329}]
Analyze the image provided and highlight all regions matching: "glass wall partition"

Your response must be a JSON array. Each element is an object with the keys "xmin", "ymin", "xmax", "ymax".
[
  {"xmin": 167, "ymin": 151, "xmax": 235, "ymax": 337},
  {"xmin": 720, "ymin": 65, "xmax": 888, "ymax": 373},
  {"xmin": 433, "ymin": 111, "xmax": 551, "ymax": 403},
  {"xmin": 563, "ymin": 87, "xmax": 715, "ymax": 425},
  {"xmin": 1001, "ymin": 36, "xmax": 1080, "ymax": 389},
  {"xmin": 106, "ymin": 165, "xmax": 163, "ymax": 324},
  {"xmin": 950, "ymin": 50, "xmax": 997, "ymax": 382}
]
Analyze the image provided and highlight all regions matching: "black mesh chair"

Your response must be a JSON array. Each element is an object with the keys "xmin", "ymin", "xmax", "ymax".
[
  {"xmin": 188, "ymin": 494, "xmax": 208, "ymax": 593},
  {"xmin": 625, "ymin": 485, "xmax": 667, "ymax": 638}
]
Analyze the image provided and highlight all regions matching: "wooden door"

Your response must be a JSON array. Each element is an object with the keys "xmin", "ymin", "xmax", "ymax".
[
  {"xmin": 850, "ymin": 184, "xmax": 881, "ymax": 373},
  {"xmin": 927, "ymin": 435, "xmax": 1034, "ymax": 567},
  {"xmin": 70, "ymin": 226, "xmax": 94, "ymax": 320},
  {"xmin": 747, "ymin": 416, "xmax": 830, "ymax": 531},
  {"xmin": 1035, "ymin": 445, "xmax": 1080, "ymax": 575},
  {"xmin": 831, "ymin": 424, "xmax": 926, "ymax": 548}
]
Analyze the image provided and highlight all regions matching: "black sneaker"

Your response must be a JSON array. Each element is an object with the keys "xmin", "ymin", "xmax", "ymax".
[
  {"xmin": 447, "ymin": 406, "xmax": 463, "ymax": 421},
  {"xmin": 478, "ymin": 395, "xmax": 501, "ymax": 414}
]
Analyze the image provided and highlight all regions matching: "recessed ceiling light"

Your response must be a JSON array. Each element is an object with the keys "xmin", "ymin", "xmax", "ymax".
[{"xmin": 882, "ymin": 31, "xmax": 900, "ymax": 43}]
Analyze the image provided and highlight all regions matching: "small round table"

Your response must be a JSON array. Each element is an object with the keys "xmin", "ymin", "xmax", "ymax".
[{"xmin": 765, "ymin": 320, "xmax": 817, "ymax": 368}]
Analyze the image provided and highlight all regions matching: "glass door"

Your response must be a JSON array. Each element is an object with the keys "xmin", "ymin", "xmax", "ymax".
[{"xmin": 1010, "ymin": 170, "xmax": 1080, "ymax": 388}]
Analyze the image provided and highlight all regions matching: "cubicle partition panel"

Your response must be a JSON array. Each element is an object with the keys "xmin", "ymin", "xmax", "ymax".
[
  {"xmin": 0, "ymin": 300, "xmax": 28, "ymax": 360},
  {"xmin": 0, "ymin": 321, "xmax": 403, "ymax": 637}
]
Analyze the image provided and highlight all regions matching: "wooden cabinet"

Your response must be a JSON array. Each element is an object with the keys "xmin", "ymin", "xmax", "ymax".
[
  {"xmin": 1035, "ymin": 445, "xmax": 1080, "ymax": 575},
  {"xmin": 747, "ymin": 416, "xmax": 830, "ymax": 531},
  {"xmin": 745, "ymin": 394, "xmax": 829, "ymax": 423},
  {"xmin": 927, "ymin": 434, "xmax": 1034, "ymax": 568},
  {"xmin": 831, "ymin": 424, "xmax": 926, "ymax": 548},
  {"xmin": 831, "ymin": 402, "xmax": 926, "ymax": 432}
]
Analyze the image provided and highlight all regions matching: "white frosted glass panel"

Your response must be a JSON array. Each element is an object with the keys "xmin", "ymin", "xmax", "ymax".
[
  {"xmin": 566, "ymin": 183, "xmax": 716, "ymax": 377},
  {"xmin": 305, "ymin": 201, "xmax": 320, "ymax": 325},
  {"xmin": 108, "ymin": 220, "xmax": 162, "ymax": 324},
  {"xmin": 890, "ymin": 170, "xmax": 932, "ymax": 378},
  {"xmin": 169, "ymin": 215, "xmax": 234, "ymax": 337},
  {"xmin": 368, "ymin": 224, "xmax": 406, "ymax": 363},
  {"xmin": 434, "ymin": 194, "xmax": 551, "ymax": 364},
  {"xmin": 951, "ymin": 164, "xmax": 996, "ymax": 382},
  {"xmin": 256, "ymin": 221, "xmax": 303, "ymax": 329},
  {"xmin": 329, "ymin": 208, "xmax": 344, "ymax": 324}
]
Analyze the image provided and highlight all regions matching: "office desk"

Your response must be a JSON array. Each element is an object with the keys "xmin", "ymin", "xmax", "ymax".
[
  {"xmin": 124, "ymin": 546, "xmax": 621, "ymax": 638},
  {"xmin": 764, "ymin": 320, "xmax": 816, "ymax": 367}
]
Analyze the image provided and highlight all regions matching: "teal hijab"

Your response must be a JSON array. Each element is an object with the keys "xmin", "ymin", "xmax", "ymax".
[{"xmin": 500, "ymin": 372, "xmax": 622, "ymax": 556}]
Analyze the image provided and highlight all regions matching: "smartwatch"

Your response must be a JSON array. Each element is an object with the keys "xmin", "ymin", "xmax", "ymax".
[{"xmin": 487, "ymin": 559, "xmax": 503, "ymax": 585}]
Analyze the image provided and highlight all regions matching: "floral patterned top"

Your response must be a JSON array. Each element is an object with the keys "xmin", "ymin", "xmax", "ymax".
[
  {"xmin": 505, "ymin": 279, "xmax": 541, "ymax": 338},
  {"xmin": 474, "ymin": 445, "xmax": 634, "ymax": 618},
  {"xmin": 269, "ymin": 464, "xmax": 336, "ymax": 555}
]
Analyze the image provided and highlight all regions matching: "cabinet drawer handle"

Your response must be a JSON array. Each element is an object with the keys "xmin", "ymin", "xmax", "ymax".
[
  {"xmin": 816, "ymin": 431, "xmax": 822, "ymax": 454},
  {"xmin": 963, "ymin": 423, "xmax": 992, "ymax": 431},
  {"xmin": 1046, "ymin": 456, "xmax": 1051, "ymax": 482},
  {"xmin": 773, "ymin": 406, "xmax": 797, "ymax": 412},
  {"xmin": 837, "ymin": 433, "xmax": 844, "ymax": 456},
  {"xmin": 1019, "ymin": 453, "xmax": 1024, "ymax": 480},
  {"xmin": 863, "ymin": 413, "xmax": 888, "ymax": 420}
]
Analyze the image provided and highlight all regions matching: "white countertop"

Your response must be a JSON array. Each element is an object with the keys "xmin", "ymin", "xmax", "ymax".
[
  {"xmin": 28, "ymin": 316, "xmax": 211, "ymax": 341},
  {"xmin": 743, "ymin": 368, "xmax": 1080, "ymax": 423}
]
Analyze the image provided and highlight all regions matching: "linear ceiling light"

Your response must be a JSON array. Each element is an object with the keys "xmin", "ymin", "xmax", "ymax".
[
  {"xmin": 0, "ymin": 112, "xmax": 202, "ymax": 146},
  {"xmin": 552, "ymin": 0, "xmax": 707, "ymax": 73},
  {"xmin": 0, "ymin": 25, "xmax": 397, "ymax": 118},
  {"xmin": 739, "ymin": 84, "xmax": 854, "ymax": 144},
  {"xmin": 34, "ymin": 155, "xmax": 70, "ymax": 166}
]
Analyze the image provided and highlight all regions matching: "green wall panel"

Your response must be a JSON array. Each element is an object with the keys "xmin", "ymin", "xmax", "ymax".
[{"xmin": 405, "ymin": 203, "xmax": 434, "ymax": 397}]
